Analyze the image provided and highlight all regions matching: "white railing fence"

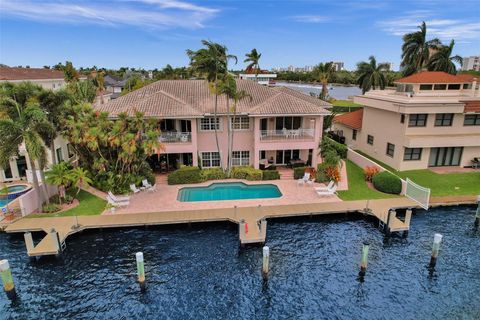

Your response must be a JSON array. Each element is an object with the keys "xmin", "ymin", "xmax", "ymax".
[
  {"xmin": 405, "ymin": 178, "xmax": 431, "ymax": 210},
  {"xmin": 260, "ymin": 128, "xmax": 314, "ymax": 140},
  {"xmin": 159, "ymin": 132, "xmax": 192, "ymax": 143}
]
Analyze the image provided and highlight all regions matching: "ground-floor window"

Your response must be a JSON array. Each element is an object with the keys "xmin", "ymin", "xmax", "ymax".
[
  {"xmin": 67, "ymin": 143, "xmax": 75, "ymax": 158},
  {"xmin": 386, "ymin": 143, "xmax": 395, "ymax": 157},
  {"xmin": 232, "ymin": 151, "xmax": 250, "ymax": 166},
  {"xmin": 201, "ymin": 152, "xmax": 221, "ymax": 167},
  {"xmin": 56, "ymin": 147, "xmax": 64, "ymax": 163},
  {"xmin": 276, "ymin": 149, "xmax": 300, "ymax": 164},
  {"xmin": 428, "ymin": 147, "xmax": 463, "ymax": 167},
  {"xmin": 404, "ymin": 148, "xmax": 422, "ymax": 161},
  {"xmin": 367, "ymin": 135, "xmax": 374, "ymax": 145},
  {"xmin": 352, "ymin": 129, "xmax": 357, "ymax": 140},
  {"xmin": 3, "ymin": 162, "xmax": 13, "ymax": 179}
]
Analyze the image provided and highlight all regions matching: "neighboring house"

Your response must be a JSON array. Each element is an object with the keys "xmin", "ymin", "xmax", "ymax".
[
  {"xmin": 94, "ymin": 79, "xmax": 330, "ymax": 170},
  {"xmin": 0, "ymin": 67, "xmax": 77, "ymax": 182},
  {"xmin": 104, "ymin": 75, "xmax": 127, "ymax": 99},
  {"xmin": 333, "ymin": 71, "xmax": 480, "ymax": 171},
  {"xmin": 238, "ymin": 70, "xmax": 277, "ymax": 86},
  {"xmin": 461, "ymin": 56, "xmax": 480, "ymax": 72}
]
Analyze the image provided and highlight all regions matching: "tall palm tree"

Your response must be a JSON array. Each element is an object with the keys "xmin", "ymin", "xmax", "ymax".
[
  {"xmin": 427, "ymin": 40, "xmax": 463, "ymax": 74},
  {"xmin": 356, "ymin": 56, "xmax": 390, "ymax": 94},
  {"xmin": 313, "ymin": 62, "xmax": 335, "ymax": 101},
  {"xmin": 45, "ymin": 161, "xmax": 71, "ymax": 202},
  {"xmin": 186, "ymin": 40, "xmax": 237, "ymax": 169},
  {"xmin": 244, "ymin": 48, "xmax": 262, "ymax": 82},
  {"xmin": 0, "ymin": 84, "xmax": 53, "ymax": 209},
  {"xmin": 69, "ymin": 167, "xmax": 92, "ymax": 196},
  {"xmin": 401, "ymin": 21, "xmax": 442, "ymax": 76}
]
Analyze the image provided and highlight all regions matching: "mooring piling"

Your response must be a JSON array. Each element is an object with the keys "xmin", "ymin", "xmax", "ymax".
[
  {"xmin": 262, "ymin": 246, "xmax": 270, "ymax": 279},
  {"xmin": 359, "ymin": 242, "xmax": 369, "ymax": 277},
  {"xmin": 0, "ymin": 259, "xmax": 16, "ymax": 300},
  {"xmin": 429, "ymin": 233, "xmax": 443, "ymax": 269},
  {"xmin": 24, "ymin": 232, "xmax": 34, "ymax": 254},
  {"xmin": 136, "ymin": 252, "xmax": 146, "ymax": 291}
]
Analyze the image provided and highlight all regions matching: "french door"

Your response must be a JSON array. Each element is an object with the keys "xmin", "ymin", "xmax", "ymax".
[{"xmin": 428, "ymin": 147, "xmax": 463, "ymax": 167}]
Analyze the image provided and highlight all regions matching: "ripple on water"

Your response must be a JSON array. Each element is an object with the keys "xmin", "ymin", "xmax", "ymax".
[{"xmin": 1, "ymin": 206, "xmax": 479, "ymax": 319}]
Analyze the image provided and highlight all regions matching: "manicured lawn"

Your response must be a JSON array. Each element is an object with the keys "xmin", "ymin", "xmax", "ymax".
[
  {"xmin": 28, "ymin": 190, "xmax": 106, "ymax": 218},
  {"xmin": 331, "ymin": 99, "xmax": 363, "ymax": 107},
  {"xmin": 337, "ymin": 160, "xmax": 399, "ymax": 201},
  {"xmin": 397, "ymin": 170, "xmax": 480, "ymax": 197}
]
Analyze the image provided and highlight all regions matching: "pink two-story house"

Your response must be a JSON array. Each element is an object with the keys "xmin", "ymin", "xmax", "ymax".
[{"xmin": 95, "ymin": 80, "xmax": 330, "ymax": 171}]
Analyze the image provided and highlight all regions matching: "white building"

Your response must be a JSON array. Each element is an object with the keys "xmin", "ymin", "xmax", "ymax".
[
  {"xmin": 333, "ymin": 62, "xmax": 344, "ymax": 72},
  {"xmin": 238, "ymin": 73, "xmax": 277, "ymax": 86},
  {"xmin": 462, "ymin": 56, "xmax": 480, "ymax": 71}
]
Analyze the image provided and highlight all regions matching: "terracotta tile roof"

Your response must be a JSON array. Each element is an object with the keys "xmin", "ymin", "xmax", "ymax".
[
  {"xmin": 0, "ymin": 67, "xmax": 65, "ymax": 80},
  {"xmin": 395, "ymin": 71, "xmax": 475, "ymax": 84},
  {"xmin": 463, "ymin": 100, "xmax": 480, "ymax": 113},
  {"xmin": 333, "ymin": 108, "xmax": 363, "ymax": 130},
  {"xmin": 456, "ymin": 73, "xmax": 477, "ymax": 82},
  {"xmin": 94, "ymin": 80, "xmax": 331, "ymax": 118}
]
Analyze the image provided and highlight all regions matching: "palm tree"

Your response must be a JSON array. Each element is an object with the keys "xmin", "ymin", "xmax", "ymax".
[
  {"xmin": 45, "ymin": 161, "xmax": 71, "ymax": 202},
  {"xmin": 313, "ymin": 62, "xmax": 335, "ymax": 101},
  {"xmin": 186, "ymin": 40, "xmax": 237, "ymax": 169},
  {"xmin": 68, "ymin": 80, "xmax": 97, "ymax": 104},
  {"xmin": 427, "ymin": 40, "xmax": 463, "ymax": 74},
  {"xmin": 244, "ymin": 49, "xmax": 262, "ymax": 82},
  {"xmin": 356, "ymin": 56, "xmax": 390, "ymax": 94},
  {"xmin": 69, "ymin": 167, "xmax": 92, "ymax": 196},
  {"xmin": 401, "ymin": 21, "xmax": 442, "ymax": 76},
  {"xmin": 0, "ymin": 84, "xmax": 53, "ymax": 209}
]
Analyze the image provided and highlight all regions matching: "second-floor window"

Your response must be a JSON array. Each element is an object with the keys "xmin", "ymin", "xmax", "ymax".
[
  {"xmin": 464, "ymin": 114, "xmax": 480, "ymax": 126},
  {"xmin": 201, "ymin": 152, "xmax": 220, "ymax": 167},
  {"xmin": 367, "ymin": 135, "xmax": 374, "ymax": 145},
  {"xmin": 200, "ymin": 117, "xmax": 220, "ymax": 131},
  {"xmin": 435, "ymin": 113, "xmax": 454, "ymax": 126},
  {"xmin": 232, "ymin": 151, "xmax": 250, "ymax": 166},
  {"xmin": 409, "ymin": 114, "xmax": 427, "ymax": 127},
  {"xmin": 352, "ymin": 129, "xmax": 357, "ymax": 140},
  {"xmin": 230, "ymin": 116, "xmax": 250, "ymax": 130}
]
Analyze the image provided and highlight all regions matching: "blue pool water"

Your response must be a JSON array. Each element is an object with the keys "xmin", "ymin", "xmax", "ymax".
[
  {"xmin": 6, "ymin": 185, "xmax": 27, "ymax": 193},
  {"xmin": 178, "ymin": 182, "xmax": 282, "ymax": 202}
]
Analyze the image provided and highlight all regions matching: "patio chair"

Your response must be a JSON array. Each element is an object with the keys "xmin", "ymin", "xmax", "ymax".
[
  {"xmin": 297, "ymin": 172, "xmax": 310, "ymax": 186},
  {"xmin": 316, "ymin": 185, "xmax": 337, "ymax": 197},
  {"xmin": 142, "ymin": 179, "xmax": 153, "ymax": 189},
  {"xmin": 472, "ymin": 157, "xmax": 479, "ymax": 169},
  {"xmin": 108, "ymin": 191, "xmax": 130, "ymax": 203},
  {"xmin": 106, "ymin": 193, "xmax": 130, "ymax": 207},
  {"xmin": 147, "ymin": 184, "xmax": 157, "ymax": 192},
  {"xmin": 130, "ymin": 184, "xmax": 141, "ymax": 194},
  {"xmin": 315, "ymin": 181, "xmax": 335, "ymax": 192}
]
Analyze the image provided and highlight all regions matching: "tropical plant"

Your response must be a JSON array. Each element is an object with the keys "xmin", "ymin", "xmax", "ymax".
[
  {"xmin": 63, "ymin": 61, "xmax": 79, "ymax": 83},
  {"xmin": 313, "ymin": 62, "xmax": 335, "ymax": 100},
  {"xmin": 244, "ymin": 48, "xmax": 262, "ymax": 81},
  {"xmin": 356, "ymin": 56, "xmax": 390, "ymax": 94},
  {"xmin": 45, "ymin": 161, "xmax": 72, "ymax": 202},
  {"xmin": 401, "ymin": 21, "xmax": 442, "ymax": 76},
  {"xmin": 69, "ymin": 167, "xmax": 92, "ymax": 196},
  {"xmin": 186, "ymin": 40, "xmax": 237, "ymax": 169},
  {"xmin": 68, "ymin": 80, "xmax": 97, "ymax": 104},
  {"xmin": 0, "ymin": 82, "xmax": 53, "ymax": 208},
  {"xmin": 426, "ymin": 40, "xmax": 463, "ymax": 74}
]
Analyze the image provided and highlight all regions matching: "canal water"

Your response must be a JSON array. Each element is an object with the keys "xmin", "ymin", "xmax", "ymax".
[
  {"xmin": 1, "ymin": 206, "xmax": 479, "ymax": 319},
  {"xmin": 276, "ymin": 82, "xmax": 362, "ymax": 100}
]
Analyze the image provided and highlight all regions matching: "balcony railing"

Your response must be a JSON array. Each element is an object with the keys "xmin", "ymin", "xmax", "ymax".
[
  {"xmin": 159, "ymin": 132, "xmax": 192, "ymax": 143},
  {"xmin": 260, "ymin": 128, "xmax": 315, "ymax": 141}
]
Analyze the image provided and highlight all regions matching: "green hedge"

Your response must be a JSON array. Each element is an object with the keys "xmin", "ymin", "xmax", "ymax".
[
  {"xmin": 262, "ymin": 170, "xmax": 280, "ymax": 180},
  {"xmin": 168, "ymin": 166, "xmax": 204, "ymax": 185},
  {"xmin": 294, "ymin": 167, "xmax": 306, "ymax": 179},
  {"xmin": 315, "ymin": 163, "xmax": 329, "ymax": 183},
  {"xmin": 201, "ymin": 167, "xmax": 226, "ymax": 181},
  {"xmin": 372, "ymin": 171, "xmax": 402, "ymax": 194},
  {"xmin": 231, "ymin": 166, "xmax": 263, "ymax": 181},
  {"xmin": 321, "ymin": 137, "xmax": 348, "ymax": 159}
]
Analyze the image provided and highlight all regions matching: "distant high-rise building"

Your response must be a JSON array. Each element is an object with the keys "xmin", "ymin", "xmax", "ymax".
[
  {"xmin": 461, "ymin": 56, "xmax": 480, "ymax": 71},
  {"xmin": 287, "ymin": 65, "xmax": 295, "ymax": 72},
  {"xmin": 333, "ymin": 62, "xmax": 344, "ymax": 72},
  {"xmin": 380, "ymin": 62, "xmax": 395, "ymax": 71}
]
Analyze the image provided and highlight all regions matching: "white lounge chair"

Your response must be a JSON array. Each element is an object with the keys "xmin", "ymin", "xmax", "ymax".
[
  {"xmin": 130, "ymin": 184, "xmax": 141, "ymax": 194},
  {"xmin": 147, "ymin": 184, "xmax": 157, "ymax": 192},
  {"xmin": 316, "ymin": 185, "xmax": 337, "ymax": 197},
  {"xmin": 142, "ymin": 179, "xmax": 153, "ymax": 189},
  {"xmin": 108, "ymin": 191, "xmax": 130, "ymax": 202},
  {"xmin": 315, "ymin": 181, "xmax": 335, "ymax": 192},
  {"xmin": 297, "ymin": 172, "xmax": 310, "ymax": 186},
  {"xmin": 106, "ymin": 195, "xmax": 130, "ymax": 207}
]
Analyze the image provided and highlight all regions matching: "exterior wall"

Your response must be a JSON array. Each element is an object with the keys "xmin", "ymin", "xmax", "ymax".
[{"xmin": 1, "ymin": 78, "xmax": 66, "ymax": 91}]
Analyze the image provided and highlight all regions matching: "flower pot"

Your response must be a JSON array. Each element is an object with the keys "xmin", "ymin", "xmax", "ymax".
[{"xmin": 5, "ymin": 212, "xmax": 14, "ymax": 221}]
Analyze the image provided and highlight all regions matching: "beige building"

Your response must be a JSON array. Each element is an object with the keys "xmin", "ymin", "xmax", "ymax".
[{"xmin": 333, "ymin": 71, "xmax": 480, "ymax": 171}]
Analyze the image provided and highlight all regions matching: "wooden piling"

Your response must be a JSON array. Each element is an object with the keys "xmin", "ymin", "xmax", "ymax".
[
  {"xmin": 136, "ymin": 252, "xmax": 146, "ymax": 291},
  {"xmin": 24, "ymin": 232, "xmax": 34, "ymax": 254},
  {"xmin": 0, "ymin": 259, "xmax": 16, "ymax": 300},
  {"xmin": 429, "ymin": 233, "xmax": 443, "ymax": 269},
  {"xmin": 262, "ymin": 246, "xmax": 269, "ymax": 279}
]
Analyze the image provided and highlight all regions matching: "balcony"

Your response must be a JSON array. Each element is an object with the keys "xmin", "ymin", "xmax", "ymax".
[
  {"xmin": 260, "ymin": 128, "xmax": 315, "ymax": 141},
  {"xmin": 159, "ymin": 132, "xmax": 192, "ymax": 143}
]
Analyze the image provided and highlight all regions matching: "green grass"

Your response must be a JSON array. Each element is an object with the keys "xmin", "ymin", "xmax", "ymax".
[
  {"xmin": 331, "ymin": 99, "xmax": 363, "ymax": 107},
  {"xmin": 337, "ymin": 160, "xmax": 400, "ymax": 201},
  {"xmin": 397, "ymin": 170, "xmax": 480, "ymax": 197},
  {"xmin": 28, "ymin": 190, "xmax": 106, "ymax": 218}
]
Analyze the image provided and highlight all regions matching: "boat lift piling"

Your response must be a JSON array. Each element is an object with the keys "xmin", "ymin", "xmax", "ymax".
[{"xmin": 429, "ymin": 233, "xmax": 443, "ymax": 270}]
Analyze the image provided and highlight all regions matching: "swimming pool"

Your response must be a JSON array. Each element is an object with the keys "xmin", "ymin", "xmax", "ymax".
[
  {"xmin": 0, "ymin": 184, "xmax": 31, "ymax": 207},
  {"xmin": 178, "ymin": 182, "xmax": 282, "ymax": 202}
]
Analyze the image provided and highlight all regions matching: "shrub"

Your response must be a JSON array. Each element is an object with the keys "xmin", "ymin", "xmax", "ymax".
[
  {"xmin": 364, "ymin": 166, "xmax": 380, "ymax": 182},
  {"xmin": 294, "ymin": 167, "xmax": 306, "ymax": 179},
  {"xmin": 323, "ymin": 150, "xmax": 341, "ymax": 168},
  {"xmin": 321, "ymin": 137, "xmax": 347, "ymax": 159},
  {"xmin": 201, "ymin": 168, "xmax": 226, "ymax": 180},
  {"xmin": 372, "ymin": 171, "xmax": 402, "ymax": 194},
  {"xmin": 325, "ymin": 166, "xmax": 341, "ymax": 182},
  {"xmin": 168, "ymin": 166, "xmax": 204, "ymax": 185},
  {"xmin": 315, "ymin": 163, "xmax": 329, "ymax": 183},
  {"xmin": 231, "ymin": 166, "xmax": 263, "ymax": 181},
  {"xmin": 42, "ymin": 203, "xmax": 61, "ymax": 213},
  {"xmin": 262, "ymin": 170, "xmax": 280, "ymax": 180}
]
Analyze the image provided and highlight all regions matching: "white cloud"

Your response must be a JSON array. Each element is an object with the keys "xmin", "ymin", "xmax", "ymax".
[
  {"xmin": 290, "ymin": 15, "xmax": 330, "ymax": 23},
  {"xmin": 0, "ymin": 0, "xmax": 219, "ymax": 29},
  {"xmin": 378, "ymin": 12, "xmax": 480, "ymax": 41}
]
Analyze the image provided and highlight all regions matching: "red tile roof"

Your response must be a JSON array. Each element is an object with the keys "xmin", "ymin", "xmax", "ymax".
[
  {"xmin": 333, "ymin": 108, "xmax": 363, "ymax": 130},
  {"xmin": 0, "ymin": 67, "xmax": 65, "ymax": 80},
  {"xmin": 463, "ymin": 101, "xmax": 480, "ymax": 113},
  {"xmin": 395, "ymin": 71, "xmax": 476, "ymax": 84}
]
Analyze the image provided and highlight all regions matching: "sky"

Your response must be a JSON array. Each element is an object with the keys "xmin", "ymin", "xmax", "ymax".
[{"xmin": 0, "ymin": 0, "xmax": 479, "ymax": 71}]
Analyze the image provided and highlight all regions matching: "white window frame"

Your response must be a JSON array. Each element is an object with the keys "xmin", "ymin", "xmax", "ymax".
[
  {"xmin": 201, "ymin": 152, "xmax": 221, "ymax": 168},
  {"xmin": 199, "ymin": 117, "xmax": 221, "ymax": 131},
  {"xmin": 230, "ymin": 116, "xmax": 250, "ymax": 130},
  {"xmin": 232, "ymin": 151, "xmax": 250, "ymax": 166}
]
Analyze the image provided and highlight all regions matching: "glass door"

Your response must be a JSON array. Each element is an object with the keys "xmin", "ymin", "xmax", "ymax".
[{"xmin": 428, "ymin": 147, "xmax": 463, "ymax": 167}]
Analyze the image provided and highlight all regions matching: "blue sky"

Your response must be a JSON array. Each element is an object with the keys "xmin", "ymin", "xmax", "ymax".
[{"xmin": 0, "ymin": 0, "xmax": 479, "ymax": 71}]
